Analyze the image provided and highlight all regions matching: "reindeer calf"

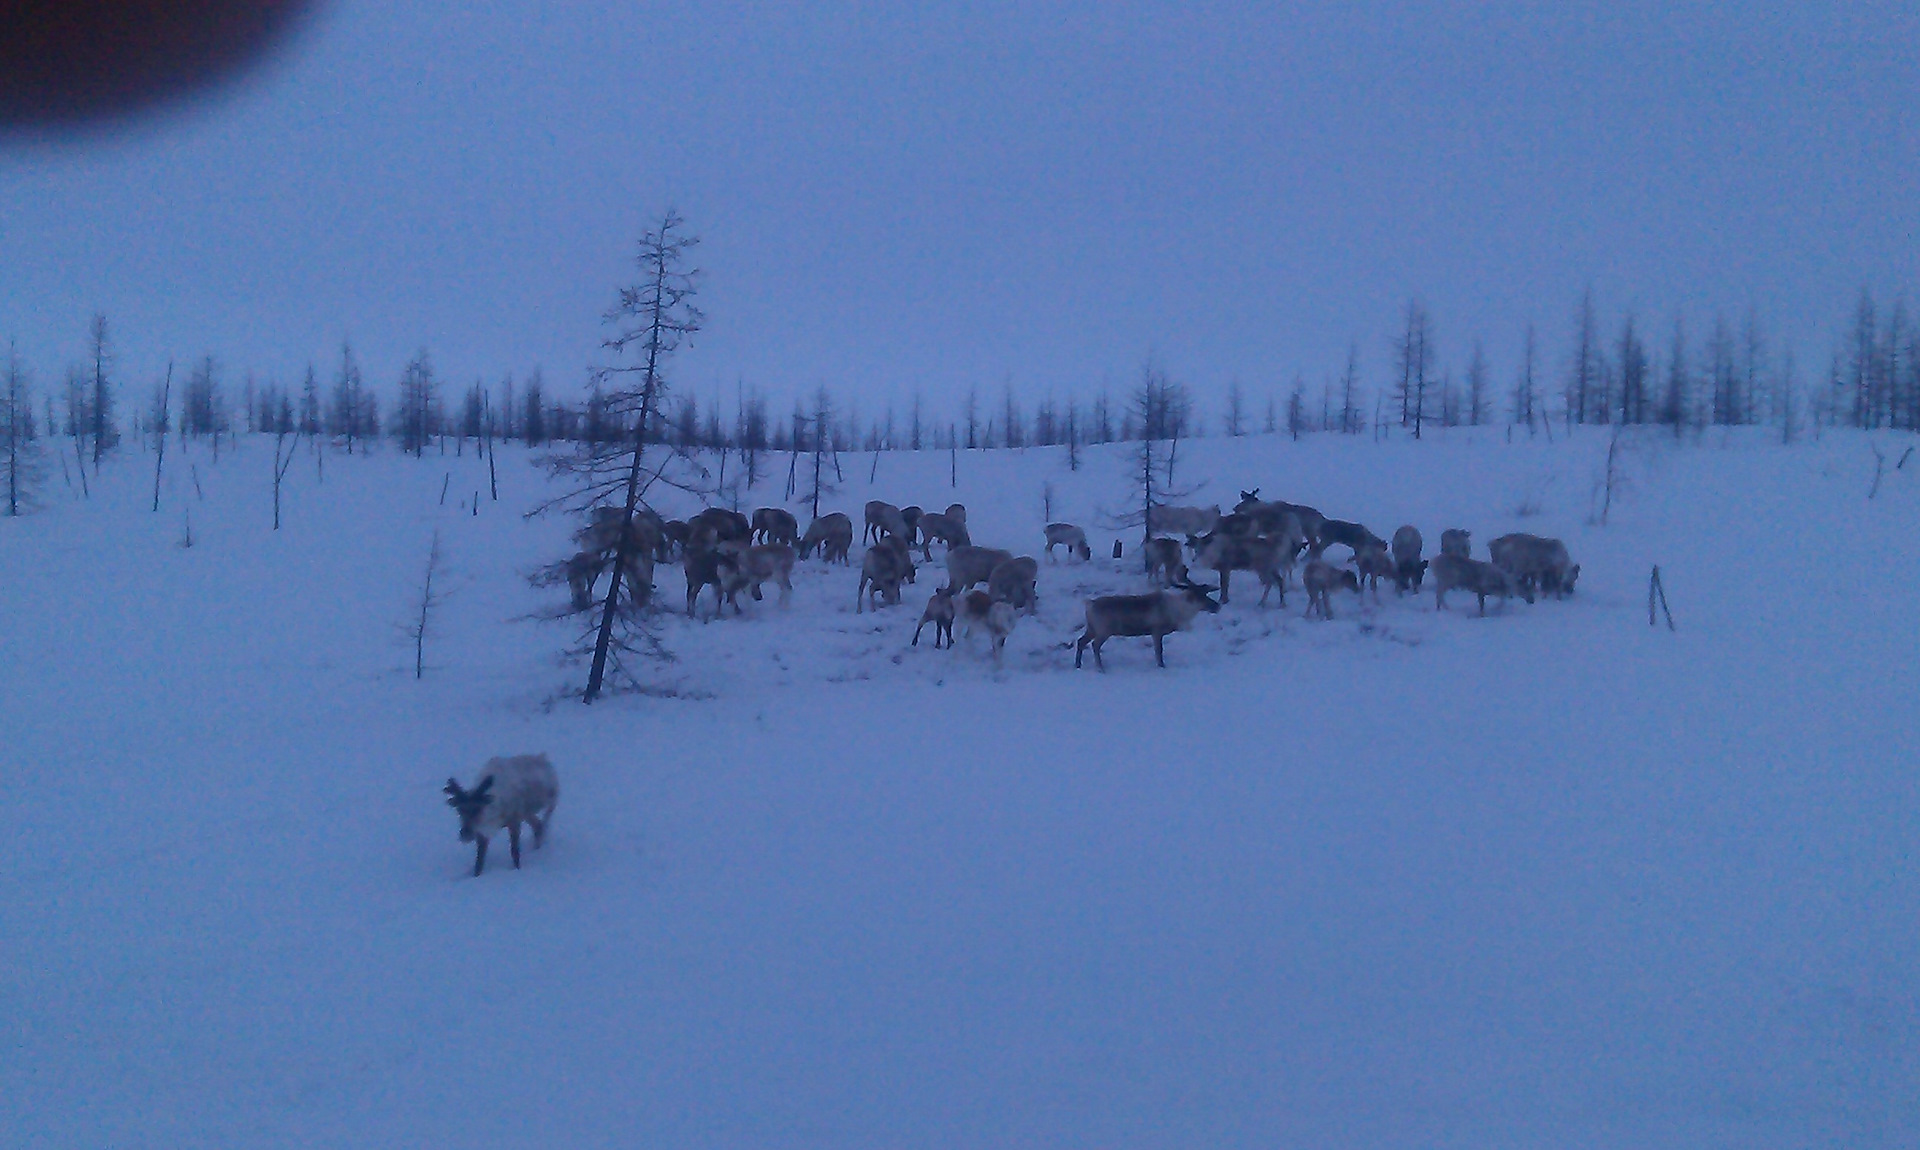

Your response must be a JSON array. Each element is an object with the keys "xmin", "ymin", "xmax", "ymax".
[
  {"xmin": 1302, "ymin": 558, "xmax": 1360, "ymax": 620},
  {"xmin": 913, "ymin": 586, "xmax": 956, "ymax": 648}
]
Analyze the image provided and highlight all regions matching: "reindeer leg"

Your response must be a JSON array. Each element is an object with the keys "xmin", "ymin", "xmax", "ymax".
[
  {"xmin": 528, "ymin": 812, "xmax": 546, "ymax": 848},
  {"xmin": 472, "ymin": 837, "xmax": 489, "ymax": 877},
  {"xmin": 509, "ymin": 822, "xmax": 523, "ymax": 868},
  {"xmin": 1154, "ymin": 631, "xmax": 1166, "ymax": 668}
]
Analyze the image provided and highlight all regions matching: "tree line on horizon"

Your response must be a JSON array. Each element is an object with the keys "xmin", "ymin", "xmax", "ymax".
[{"xmin": 5, "ymin": 287, "xmax": 1919, "ymax": 514}]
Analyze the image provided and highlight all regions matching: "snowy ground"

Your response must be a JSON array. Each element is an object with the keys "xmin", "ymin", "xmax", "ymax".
[{"xmin": 2, "ymin": 427, "xmax": 1916, "ymax": 1148}]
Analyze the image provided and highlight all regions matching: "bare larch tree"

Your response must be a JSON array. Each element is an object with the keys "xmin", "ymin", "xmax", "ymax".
[{"xmin": 548, "ymin": 208, "xmax": 704, "ymax": 703}]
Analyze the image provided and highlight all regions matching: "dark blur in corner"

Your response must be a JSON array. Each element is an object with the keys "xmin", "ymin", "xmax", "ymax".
[{"xmin": 0, "ymin": 0, "xmax": 318, "ymax": 134}]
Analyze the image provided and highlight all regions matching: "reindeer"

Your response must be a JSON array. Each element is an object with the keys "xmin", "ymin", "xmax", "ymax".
[
  {"xmin": 659, "ymin": 519, "xmax": 689, "ymax": 561},
  {"xmin": 442, "ymin": 754, "xmax": 559, "ymax": 877},
  {"xmin": 1310, "ymin": 517, "xmax": 1386, "ymax": 558},
  {"xmin": 750, "ymin": 507, "xmax": 798, "ymax": 547},
  {"xmin": 684, "ymin": 545, "xmax": 746, "ymax": 619},
  {"xmin": 566, "ymin": 550, "xmax": 607, "ymax": 612},
  {"xmin": 799, "ymin": 512, "xmax": 854, "ymax": 563},
  {"xmin": 1143, "ymin": 537, "xmax": 1188, "ymax": 587},
  {"xmin": 946, "ymin": 545, "xmax": 1013, "ymax": 592},
  {"xmin": 687, "ymin": 509, "xmax": 750, "ymax": 555},
  {"xmin": 574, "ymin": 505, "xmax": 656, "ymax": 559},
  {"xmin": 1302, "ymin": 558, "xmax": 1360, "ymax": 620},
  {"xmin": 1074, "ymin": 580, "xmax": 1220, "ymax": 670},
  {"xmin": 1044, "ymin": 523, "xmax": 1091, "ymax": 562},
  {"xmin": 956, "ymin": 589, "xmax": 1016, "ymax": 661},
  {"xmin": 691, "ymin": 507, "xmax": 750, "ymax": 544},
  {"xmin": 900, "ymin": 506, "xmax": 924, "ymax": 547},
  {"xmin": 1235, "ymin": 490, "xmax": 1326, "ymax": 541},
  {"xmin": 565, "ymin": 548, "xmax": 653, "ymax": 612},
  {"xmin": 912, "ymin": 586, "xmax": 956, "ymax": 648},
  {"xmin": 735, "ymin": 543, "xmax": 796, "ymax": 606},
  {"xmin": 987, "ymin": 555, "xmax": 1040, "ymax": 616},
  {"xmin": 1188, "ymin": 521, "xmax": 1306, "ymax": 605},
  {"xmin": 1146, "ymin": 504, "xmax": 1220, "ymax": 537},
  {"xmin": 1429, "ymin": 553, "xmax": 1527, "ymax": 615},
  {"xmin": 944, "ymin": 503, "xmax": 967, "ymax": 526},
  {"xmin": 857, "ymin": 541, "xmax": 914, "ymax": 612},
  {"xmin": 1353, "ymin": 543, "xmax": 1395, "ymax": 601},
  {"xmin": 1439, "ymin": 528, "xmax": 1472, "ymax": 560},
  {"xmin": 915, "ymin": 511, "xmax": 970, "ymax": 558},
  {"xmin": 1489, "ymin": 533, "xmax": 1581, "ymax": 599},
  {"xmin": 1390, "ymin": 525, "xmax": 1426, "ymax": 593},
  {"xmin": 864, "ymin": 500, "xmax": 909, "ymax": 545}
]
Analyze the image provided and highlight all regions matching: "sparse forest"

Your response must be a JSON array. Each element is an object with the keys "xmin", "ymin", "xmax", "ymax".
[{"xmin": 5, "ymin": 287, "xmax": 1912, "ymax": 498}]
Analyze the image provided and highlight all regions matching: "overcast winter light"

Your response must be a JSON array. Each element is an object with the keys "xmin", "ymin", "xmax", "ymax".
[
  {"xmin": 2, "ymin": 3, "xmax": 1917, "ymax": 1147},
  {"xmin": 5, "ymin": 3, "xmax": 1918, "ymax": 415}
]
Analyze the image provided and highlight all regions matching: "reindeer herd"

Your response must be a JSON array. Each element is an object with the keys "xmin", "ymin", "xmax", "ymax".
[
  {"xmin": 474, "ymin": 488, "xmax": 1584, "ymax": 874},
  {"xmin": 555, "ymin": 486, "xmax": 1582, "ymax": 673}
]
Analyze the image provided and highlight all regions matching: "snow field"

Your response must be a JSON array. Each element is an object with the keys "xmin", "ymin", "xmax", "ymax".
[{"xmin": 1, "ymin": 427, "xmax": 1916, "ymax": 1147}]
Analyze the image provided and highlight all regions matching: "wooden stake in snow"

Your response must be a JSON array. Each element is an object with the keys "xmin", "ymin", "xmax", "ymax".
[{"xmin": 1648, "ymin": 565, "xmax": 1675, "ymax": 632}]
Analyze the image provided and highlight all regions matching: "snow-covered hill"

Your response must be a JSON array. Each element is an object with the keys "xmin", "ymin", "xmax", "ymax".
[{"xmin": 2, "ymin": 427, "xmax": 1915, "ymax": 1147}]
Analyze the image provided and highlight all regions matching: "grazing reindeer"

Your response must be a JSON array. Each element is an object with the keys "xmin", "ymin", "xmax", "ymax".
[
  {"xmin": 799, "ymin": 512, "xmax": 854, "ymax": 563},
  {"xmin": 566, "ymin": 550, "xmax": 607, "ymax": 611},
  {"xmin": 574, "ymin": 505, "xmax": 658, "ymax": 560},
  {"xmin": 659, "ymin": 519, "xmax": 689, "ymax": 561},
  {"xmin": 750, "ymin": 507, "xmax": 799, "ymax": 546},
  {"xmin": 1390, "ymin": 525, "xmax": 1426, "ymax": 593},
  {"xmin": 1302, "ymin": 558, "xmax": 1360, "ymax": 620},
  {"xmin": 1439, "ymin": 528, "xmax": 1472, "ymax": 560},
  {"xmin": 1044, "ymin": 523, "xmax": 1092, "ymax": 562},
  {"xmin": 735, "ymin": 543, "xmax": 796, "ymax": 606},
  {"xmin": 1143, "ymin": 536, "xmax": 1188, "ymax": 586},
  {"xmin": 1074, "ymin": 580, "xmax": 1220, "ymax": 670},
  {"xmin": 987, "ymin": 555, "xmax": 1040, "ymax": 616},
  {"xmin": 443, "ymin": 754, "xmax": 559, "ymax": 877},
  {"xmin": 565, "ymin": 548, "xmax": 653, "ymax": 612},
  {"xmin": 1430, "ymin": 553, "xmax": 1527, "ymax": 615},
  {"xmin": 685, "ymin": 545, "xmax": 746, "ymax": 619},
  {"xmin": 915, "ymin": 511, "xmax": 970, "ymax": 558},
  {"xmin": 912, "ymin": 586, "xmax": 956, "ymax": 648},
  {"xmin": 1188, "ymin": 524, "xmax": 1305, "ymax": 605},
  {"xmin": 1353, "ymin": 543, "xmax": 1395, "ymax": 601},
  {"xmin": 1489, "ymin": 533, "xmax": 1581, "ymax": 599},
  {"xmin": 946, "ymin": 545, "xmax": 1014, "ymax": 591},
  {"xmin": 864, "ymin": 500, "xmax": 909, "ymax": 545},
  {"xmin": 900, "ymin": 506, "xmax": 925, "ymax": 546},
  {"xmin": 857, "ymin": 540, "xmax": 915, "ymax": 612},
  {"xmin": 957, "ymin": 589, "xmax": 1017, "ymax": 661}
]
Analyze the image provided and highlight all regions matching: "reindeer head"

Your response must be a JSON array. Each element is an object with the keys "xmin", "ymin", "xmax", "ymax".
[
  {"xmin": 444, "ymin": 776, "xmax": 495, "ymax": 842},
  {"xmin": 1176, "ymin": 579, "xmax": 1222, "ymax": 613},
  {"xmin": 1236, "ymin": 488, "xmax": 1261, "ymax": 510}
]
